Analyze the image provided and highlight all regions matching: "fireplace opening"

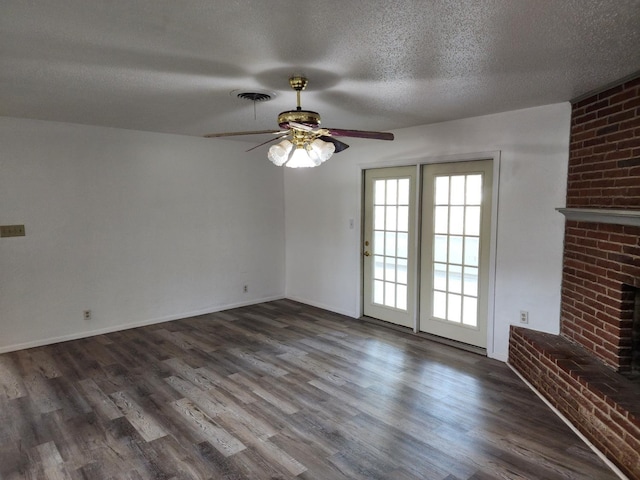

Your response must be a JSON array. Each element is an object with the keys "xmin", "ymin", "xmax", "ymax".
[
  {"xmin": 631, "ymin": 287, "xmax": 640, "ymax": 381},
  {"xmin": 621, "ymin": 285, "xmax": 640, "ymax": 382}
]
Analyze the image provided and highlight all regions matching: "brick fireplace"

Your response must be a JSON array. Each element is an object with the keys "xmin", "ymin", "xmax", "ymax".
[{"xmin": 510, "ymin": 75, "xmax": 640, "ymax": 479}]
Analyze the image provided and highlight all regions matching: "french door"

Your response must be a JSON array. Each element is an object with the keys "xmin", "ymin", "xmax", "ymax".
[
  {"xmin": 419, "ymin": 160, "xmax": 493, "ymax": 348},
  {"xmin": 363, "ymin": 160, "xmax": 493, "ymax": 349},
  {"xmin": 362, "ymin": 167, "xmax": 417, "ymax": 328}
]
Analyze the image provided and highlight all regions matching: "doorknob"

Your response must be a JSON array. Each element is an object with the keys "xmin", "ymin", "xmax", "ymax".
[{"xmin": 364, "ymin": 251, "xmax": 371, "ymax": 256}]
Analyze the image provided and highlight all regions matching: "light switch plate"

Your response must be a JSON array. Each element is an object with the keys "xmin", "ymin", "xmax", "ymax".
[{"xmin": 0, "ymin": 225, "xmax": 26, "ymax": 237}]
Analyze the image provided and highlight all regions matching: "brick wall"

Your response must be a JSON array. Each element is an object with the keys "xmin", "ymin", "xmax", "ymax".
[
  {"xmin": 510, "ymin": 74, "xmax": 640, "ymax": 478},
  {"xmin": 568, "ymin": 77, "xmax": 640, "ymax": 209},
  {"xmin": 561, "ymin": 76, "xmax": 640, "ymax": 371}
]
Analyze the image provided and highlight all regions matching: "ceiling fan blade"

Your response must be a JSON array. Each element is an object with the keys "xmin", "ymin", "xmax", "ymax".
[
  {"xmin": 245, "ymin": 134, "xmax": 290, "ymax": 152},
  {"xmin": 204, "ymin": 129, "xmax": 286, "ymax": 138},
  {"xmin": 320, "ymin": 136, "xmax": 350, "ymax": 153},
  {"xmin": 325, "ymin": 128, "xmax": 394, "ymax": 141}
]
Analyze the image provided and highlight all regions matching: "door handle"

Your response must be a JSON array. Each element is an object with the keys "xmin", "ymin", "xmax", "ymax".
[{"xmin": 364, "ymin": 251, "xmax": 371, "ymax": 257}]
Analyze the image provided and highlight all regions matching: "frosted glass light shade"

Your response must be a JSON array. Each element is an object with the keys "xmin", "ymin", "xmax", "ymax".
[
  {"xmin": 308, "ymin": 139, "xmax": 335, "ymax": 164},
  {"xmin": 267, "ymin": 139, "xmax": 293, "ymax": 166},
  {"xmin": 268, "ymin": 138, "xmax": 335, "ymax": 168},
  {"xmin": 286, "ymin": 147, "xmax": 316, "ymax": 168}
]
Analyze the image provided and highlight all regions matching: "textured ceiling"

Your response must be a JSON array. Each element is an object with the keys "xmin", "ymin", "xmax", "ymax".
[{"xmin": 1, "ymin": 0, "xmax": 639, "ymax": 138}]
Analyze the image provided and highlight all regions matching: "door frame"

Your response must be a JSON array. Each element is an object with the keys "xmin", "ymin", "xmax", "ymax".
[{"xmin": 357, "ymin": 151, "xmax": 501, "ymax": 355}]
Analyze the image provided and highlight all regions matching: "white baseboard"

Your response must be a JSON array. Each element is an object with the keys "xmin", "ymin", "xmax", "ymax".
[{"xmin": 0, "ymin": 295, "xmax": 284, "ymax": 354}]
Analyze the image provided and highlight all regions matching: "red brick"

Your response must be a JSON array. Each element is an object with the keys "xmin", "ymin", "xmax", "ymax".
[
  {"xmin": 610, "ymin": 89, "xmax": 639, "ymax": 106},
  {"xmin": 620, "ymin": 116, "xmax": 640, "ymax": 130},
  {"xmin": 618, "ymin": 138, "xmax": 640, "ymax": 150},
  {"xmin": 593, "ymin": 143, "xmax": 620, "ymax": 154},
  {"xmin": 598, "ymin": 103, "xmax": 624, "ymax": 118},
  {"xmin": 602, "ymin": 150, "xmax": 633, "ymax": 162},
  {"xmin": 607, "ymin": 129, "xmax": 635, "ymax": 142},
  {"xmin": 623, "ymin": 97, "xmax": 640, "ymax": 110},
  {"xmin": 574, "ymin": 111, "xmax": 598, "ymax": 124},
  {"xmin": 598, "ymin": 85, "xmax": 624, "ymax": 100}
]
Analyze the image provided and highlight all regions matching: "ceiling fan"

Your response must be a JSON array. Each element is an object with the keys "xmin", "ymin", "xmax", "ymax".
[{"xmin": 204, "ymin": 76, "xmax": 394, "ymax": 168}]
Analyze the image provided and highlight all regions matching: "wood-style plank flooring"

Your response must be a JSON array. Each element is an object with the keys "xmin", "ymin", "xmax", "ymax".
[{"xmin": 0, "ymin": 300, "xmax": 619, "ymax": 479}]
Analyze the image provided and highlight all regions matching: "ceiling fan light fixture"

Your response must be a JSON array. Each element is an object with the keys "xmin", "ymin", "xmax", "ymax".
[
  {"xmin": 285, "ymin": 147, "xmax": 318, "ymax": 168},
  {"xmin": 267, "ymin": 139, "xmax": 293, "ymax": 166},
  {"xmin": 308, "ymin": 138, "xmax": 335, "ymax": 164},
  {"xmin": 207, "ymin": 76, "xmax": 394, "ymax": 167}
]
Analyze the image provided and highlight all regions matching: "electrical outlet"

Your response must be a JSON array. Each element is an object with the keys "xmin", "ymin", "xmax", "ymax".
[
  {"xmin": 83, "ymin": 310, "xmax": 92, "ymax": 321},
  {"xmin": 243, "ymin": 285, "xmax": 248, "ymax": 293},
  {"xmin": 519, "ymin": 310, "xmax": 529, "ymax": 324},
  {"xmin": 0, "ymin": 224, "xmax": 25, "ymax": 237}
]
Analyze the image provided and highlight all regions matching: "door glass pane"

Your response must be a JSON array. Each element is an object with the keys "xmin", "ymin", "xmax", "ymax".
[
  {"xmin": 466, "ymin": 175, "xmax": 482, "ymax": 204},
  {"xmin": 463, "ymin": 296, "xmax": 478, "ymax": 326},
  {"xmin": 375, "ymin": 180, "xmax": 386, "ymax": 204},
  {"xmin": 450, "ymin": 176, "xmax": 465, "ymax": 205},
  {"xmin": 385, "ymin": 232, "xmax": 396, "ymax": 256},
  {"xmin": 433, "ymin": 262, "xmax": 447, "ymax": 291},
  {"xmin": 386, "ymin": 179, "xmax": 398, "ymax": 205},
  {"xmin": 447, "ymin": 293, "xmax": 462, "ymax": 322},
  {"xmin": 464, "ymin": 267, "xmax": 478, "ymax": 296},
  {"xmin": 385, "ymin": 282, "xmax": 396, "ymax": 306},
  {"xmin": 448, "ymin": 265, "xmax": 462, "ymax": 294},
  {"xmin": 464, "ymin": 237, "xmax": 479, "ymax": 266},
  {"xmin": 433, "ymin": 291, "xmax": 447, "ymax": 318},
  {"xmin": 385, "ymin": 257, "xmax": 396, "ymax": 282},
  {"xmin": 449, "ymin": 236, "xmax": 463, "ymax": 264},
  {"xmin": 435, "ymin": 176, "xmax": 449, "ymax": 204},
  {"xmin": 397, "ymin": 232, "xmax": 408, "ymax": 259},
  {"xmin": 434, "ymin": 206, "xmax": 449, "ymax": 234},
  {"xmin": 449, "ymin": 206, "xmax": 464, "ymax": 235},
  {"xmin": 374, "ymin": 231, "xmax": 385, "ymax": 255},
  {"xmin": 465, "ymin": 206, "xmax": 481, "ymax": 236},
  {"xmin": 386, "ymin": 206, "xmax": 397, "ymax": 230},
  {"xmin": 429, "ymin": 172, "xmax": 484, "ymax": 326},
  {"xmin": 398, "ymin": 179, "xmax": 410, "ymax": 205},
  {"xmin": 397, "ymin": 258, "xmax": 408, "ymax": 284},
  {"xmin": 375, "ymin": 206, "xmax": 385, "ymax": 230},
  {"xmin": 397, "ymin": 206, "xmax": 409, "ymax": 232},
  {"xmin": 434, "ymin": 235, "xmax": 448, "ymax": 263}
]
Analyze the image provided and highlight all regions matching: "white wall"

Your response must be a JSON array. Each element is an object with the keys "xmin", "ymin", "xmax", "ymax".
[
  {"xmin": 0, "ymin": 117, "xmax": 285, "ymax": 352},
  {"xmin": 1, "ymin": 103, "xmax": 571, "ymax": 361},
  {"xmin": 284, "ymin": 103, "xmax": 571, "ymax": 361}
]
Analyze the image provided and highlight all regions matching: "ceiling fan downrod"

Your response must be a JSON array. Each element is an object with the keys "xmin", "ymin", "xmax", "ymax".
[{"xmin": 288, "ymin": 75, "xmax": 308, "ymax": 111}]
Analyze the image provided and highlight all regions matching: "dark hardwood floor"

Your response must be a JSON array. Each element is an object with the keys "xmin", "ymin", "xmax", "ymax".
[{"xmin": 0, "ymin": 300, "xmax": 619, "ymax": 479}]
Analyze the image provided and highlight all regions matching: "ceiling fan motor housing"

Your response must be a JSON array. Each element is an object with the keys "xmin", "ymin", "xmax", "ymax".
[{"xmin": 277, "ymin": 109, "xmax": 321, "ymax": 129}]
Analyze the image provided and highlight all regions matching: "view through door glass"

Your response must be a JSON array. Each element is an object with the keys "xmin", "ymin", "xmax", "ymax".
[{"xmin": 363, "ymin": 167, "xmax": 416, "ymax": 328}]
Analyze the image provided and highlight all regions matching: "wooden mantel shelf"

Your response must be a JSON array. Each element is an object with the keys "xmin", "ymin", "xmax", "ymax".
[{"xmin": 556, "ymin": 208, "xmax": 640, "ymax": 227}]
